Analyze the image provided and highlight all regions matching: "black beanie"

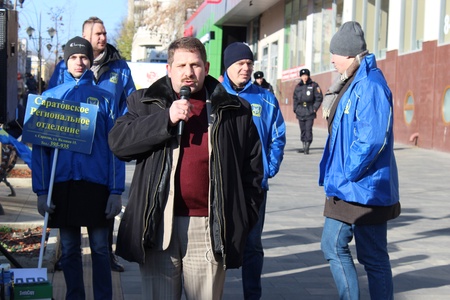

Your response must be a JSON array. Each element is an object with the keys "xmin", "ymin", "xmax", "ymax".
[
  {"xmin": 223, "ymin": 42, "xmax": 254, "ymax": 70},
  {"xmin": 329, "ymin": 21, "xmax": 367, "ymax": 56},
  {"xmin": 64, "ymin": 36, "xmax": 94, "ymax": 66}
]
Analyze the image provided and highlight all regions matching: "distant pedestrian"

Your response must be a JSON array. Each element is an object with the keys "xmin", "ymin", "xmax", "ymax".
[
  {"xmin": 25, "ymin": 73, "xmax": 38, "ymax": 95},
  {"xmin": 253, "ymin": 71, "xmax": 274, "ymax": 94},
  {"xmin": 293, "ymin": 68, "xmax": 323, "ymax": 154},
  {"xmin": 319, "ymin": 21, "xmax": 401, "ymax": 300}
]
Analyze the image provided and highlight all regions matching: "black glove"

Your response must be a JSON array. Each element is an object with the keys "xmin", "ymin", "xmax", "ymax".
[
  {"xmin": 37, "ymin": 194, "xmax": 55, "ymax": 217},
  {"xmin": 105, "ymin": 194, "xmax": 122, "ymax": 219}
]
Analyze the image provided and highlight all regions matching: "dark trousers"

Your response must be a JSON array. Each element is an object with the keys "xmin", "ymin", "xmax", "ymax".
[
  {"xmin": 299, "ymin": 118, "xmax": 314, "ymax": 142},
  {"xmin": 242, "ymin": 191, "xmax": 268, "ymax": 299}
]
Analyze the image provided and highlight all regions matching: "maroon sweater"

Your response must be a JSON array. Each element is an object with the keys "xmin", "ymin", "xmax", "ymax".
[{"xmin": 174, "ymin": 89, "xmax": 209, "ymax": 216}]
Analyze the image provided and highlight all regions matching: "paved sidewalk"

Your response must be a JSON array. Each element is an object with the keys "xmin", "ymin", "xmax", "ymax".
[{"xmin": 1, "ymin": 122, "xmax": 450, "ymax": 299}]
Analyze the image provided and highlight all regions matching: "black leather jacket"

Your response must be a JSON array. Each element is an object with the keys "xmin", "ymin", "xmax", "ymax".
[{"xmin": 108, "ymin": 75, "xmax": 264, "ymax": 269}]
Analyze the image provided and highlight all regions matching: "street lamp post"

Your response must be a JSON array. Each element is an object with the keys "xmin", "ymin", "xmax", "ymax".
[
  {"xmin": 47, "ymin": 26, "xmax": 57, "ymax": 65},
  {"xmin": 25, "ymin": 13, "xmax": 55, "ymax": 94},
  {"xmin": 14, "ymin": 0, "xmax": 25, "ymax": 9}
]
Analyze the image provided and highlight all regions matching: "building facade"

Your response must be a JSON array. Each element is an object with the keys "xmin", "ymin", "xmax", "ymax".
[{"xmin": 183, "ymin": 0, "xmax": 450, "ymax": 152}]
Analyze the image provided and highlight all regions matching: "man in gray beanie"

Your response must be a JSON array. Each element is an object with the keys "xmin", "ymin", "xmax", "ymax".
[
  {"xmin": 221, "ymin": 42, "xmax": 286, "ymax": 300},
  {"xmin": 319, "ymin": 21, "xmax": 400, "ymax": 300},
  {"xmin": 329, "ymin": 21, "xmax": 367, "ymax": 57}
]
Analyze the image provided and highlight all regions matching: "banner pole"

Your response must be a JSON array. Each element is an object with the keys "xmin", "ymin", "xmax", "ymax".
[{"xmin": 38, "ymin": 148, "xmax": 59, "ymax": 269}]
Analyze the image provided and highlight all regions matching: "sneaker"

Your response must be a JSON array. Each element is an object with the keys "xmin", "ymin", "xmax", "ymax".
[{"xmin": 110, "ymin": 253, "xmax": 125, "ymax": 272}]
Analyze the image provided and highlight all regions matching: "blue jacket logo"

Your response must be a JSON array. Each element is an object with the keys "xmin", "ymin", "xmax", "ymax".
[
  {"xmin": 110, "ymin": 72, "xmax": 118, "ymax": 84},
  {"xmin": 87, "ymin": 97, "xmax": 99, "ymax": 106},
  {"xmin": 251, "ymin": 104, "xmax": 262, "ymax": 117}
]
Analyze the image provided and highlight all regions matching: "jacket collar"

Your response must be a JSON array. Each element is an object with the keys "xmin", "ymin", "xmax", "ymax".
[
  {"xmin": 95, "ymin": 43, "xmax": 121, "ymax": 66},
  {"xmin": 222, "ymin": 72, "xmax": 253, "ymax": 95},
  {"xmin": 143, "ymin": 75, "xmax": 240, "ymax": 114},
  {"xmin": 353, "ymin": 53, "xmax": 376, "ymax": 84},
  {"xmin": 63, "ymin": 69, "xmax": 94, "ymax": 85},
  {"xmin": 299, "ymin": 78, "xmax": 312, "ymax": 86}
]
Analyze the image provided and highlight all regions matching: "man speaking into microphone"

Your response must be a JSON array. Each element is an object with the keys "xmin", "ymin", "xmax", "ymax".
[{"xmin": 108, "ymin": 37, "xmax": 264, "ymax": 299}]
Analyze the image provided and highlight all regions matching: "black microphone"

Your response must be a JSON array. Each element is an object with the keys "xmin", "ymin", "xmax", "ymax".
[{"xmin": 177, "ymin": 86, "xmax": 191, "ymax": 139}]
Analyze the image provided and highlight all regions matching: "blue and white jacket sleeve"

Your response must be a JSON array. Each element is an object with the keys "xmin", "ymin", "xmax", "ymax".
[{"xmin": 268, "ymin": 94, "xmax": 286, "ymax": 178}]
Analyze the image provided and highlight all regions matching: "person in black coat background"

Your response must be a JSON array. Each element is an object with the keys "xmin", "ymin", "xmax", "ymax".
[
  {"xmin": 293, "ymin": 68, "xmax": 323, "ymax": 154},
  {"xmin": 253, "ymin": 71, "xmax": 274, "ymax": 94}
]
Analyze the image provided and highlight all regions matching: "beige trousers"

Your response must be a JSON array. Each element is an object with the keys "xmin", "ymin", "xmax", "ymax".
[{"xmin": 140, "ymin": 216, "xmax": 226, "ymax": 299}]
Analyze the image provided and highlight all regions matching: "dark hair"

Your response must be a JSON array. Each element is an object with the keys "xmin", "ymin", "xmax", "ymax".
[
  {"xmin": 167, "ymin": 37, "xmax": 207, "ymax": 65},
  {"xmin": 82, "ymin": 16, "xmax": 104, "ymax": 32}
]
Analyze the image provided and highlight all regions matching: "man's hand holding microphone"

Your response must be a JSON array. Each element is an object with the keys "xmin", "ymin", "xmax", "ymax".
[{"xmin": 169, "ymin": 86, "xmax": 192, "ymax": 142}]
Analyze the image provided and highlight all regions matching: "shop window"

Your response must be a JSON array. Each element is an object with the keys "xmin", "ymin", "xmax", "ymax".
[
  {"xmin": 284, "ymin": 0, "xmax": 307, "ymax": 70},
  {"xmin": 443, "ymin": 87, "xmax": 450, "ymax": 123},
  {"xmin": 439, "ymin": 0, "xmax": 450, "ymax": 44},
  {"xmin": 312, "ymin": 0, "xmax": 343, "ymax": 73},
  {"xmin": 400, "ymin": 0, "xmax": 425, "ymax": 53},
  {"xmin": 355, "ymin": 0, "xmax": 389, "ymax": 59},
  {"xmin": 284, "ymin": 0, "xmax": 342, "ymax": 72}
]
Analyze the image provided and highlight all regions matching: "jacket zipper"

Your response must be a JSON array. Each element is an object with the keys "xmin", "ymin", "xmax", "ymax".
[
  {"xmin": 211, "ymin": 109, "xmax": 226, "ymax": 270},
  {"xmin": 211, "ymin": 101, "xmax": 241, "ymax": 270}
]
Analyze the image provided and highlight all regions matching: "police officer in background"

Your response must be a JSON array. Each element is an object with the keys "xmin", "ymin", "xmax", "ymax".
[
  {"xmin": 293, "ymin": 68, "xmax": 323, "ymax": 154},
  {"xmin": 253, "ymin": 71, "xmax": 274, "ymax": 94}
]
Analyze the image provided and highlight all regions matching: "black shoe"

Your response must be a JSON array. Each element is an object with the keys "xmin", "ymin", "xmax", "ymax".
[
  {"xmin": 298, "ymin": 142, "xmax": 306, "ymax": 153},
  {"xmin": 305, "ymin": 142, "xmax": 311, "ymax": 155},
  {"xmin": 110, "ymin": 254, "xmax": 125, "ymax": 272}
]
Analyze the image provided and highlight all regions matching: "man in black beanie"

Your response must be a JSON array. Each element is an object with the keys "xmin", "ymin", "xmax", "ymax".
[
  {"xmin": 33, "ymin": 35, "xmax": 123, "ymax": 299},
  {"xmin": 49, "ymin": 17, "xmax": 135, "ymax": 273},
  {"xmin": 221, "ymin": 42, "xmax": 286, "ymax": 300},
  {"xmin": 319, "ymin": 21, "xmax": 400, "ymax": 300},
  {"xmin": 64, "ymin": 36, "xmax": 94, "ymax": 67}
]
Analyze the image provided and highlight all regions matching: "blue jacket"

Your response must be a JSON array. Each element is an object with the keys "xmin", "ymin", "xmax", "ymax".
[
  {"xmin": 319, "ymin": 54, "xmax": 399, "ymax": 206},
  {"xmin": 32, "ymin": 70, "xmax": 125, "ymax": 196},
  {"xmin": 222, "ymin": 72, "xmax": 286, "ymax": 190},
  {"xmin": 48, "ymin": 44, "xmax": 135, "ymax": 115}
]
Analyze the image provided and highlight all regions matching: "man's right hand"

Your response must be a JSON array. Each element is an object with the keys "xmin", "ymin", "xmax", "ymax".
[
  {"xmin": 169, "ymin": 99, "xmax": 191, "ymax": 126},
  {"xmin": 37, "ymin": 194, "xmax": 55, "ymax": 217}
]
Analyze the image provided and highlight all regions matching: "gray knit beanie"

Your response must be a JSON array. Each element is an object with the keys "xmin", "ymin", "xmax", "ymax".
[{"xmin": 329, "ymin": 21, "xmax": 367, "ymax": 56}]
